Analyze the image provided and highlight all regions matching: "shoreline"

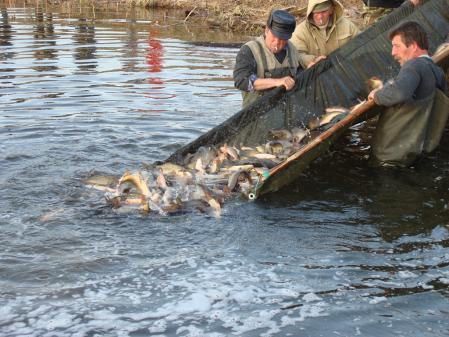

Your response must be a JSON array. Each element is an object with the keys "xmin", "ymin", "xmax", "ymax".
[
  {"xmin": 139, "ymin": 0, "xmax": 364, "ymax": 33},
  {"xmin": 18, "ymin": 0, "xmax": 364, "ymax": 34}
]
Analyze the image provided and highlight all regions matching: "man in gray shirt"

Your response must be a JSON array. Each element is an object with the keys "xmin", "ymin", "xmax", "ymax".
[{"xmin": 368, "ymin": 21, "xmax": 448, "ymax": 167}]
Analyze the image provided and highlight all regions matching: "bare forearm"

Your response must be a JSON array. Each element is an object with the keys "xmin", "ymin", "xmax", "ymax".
[{"xmin": 253, "ymin": 76, "xmax": 295, "ymax": 91}]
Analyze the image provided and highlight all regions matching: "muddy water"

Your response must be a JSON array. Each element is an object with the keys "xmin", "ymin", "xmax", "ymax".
[{"xmin": 1, "ymin": 3, "xmax": 449, "ymax": 337}]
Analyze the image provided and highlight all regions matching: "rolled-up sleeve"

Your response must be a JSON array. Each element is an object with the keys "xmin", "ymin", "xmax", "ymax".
[{"xmin": 233, "ymin": 45, "xmax": 257, "ymax": 92}]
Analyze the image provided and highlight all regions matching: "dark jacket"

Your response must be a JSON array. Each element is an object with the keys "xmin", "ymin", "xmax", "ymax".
[
  {"xmin": 233, "ymin": 36, "xmax": 302, "ymax": 107},
  {"xmin": 362, "ymin": 0, "xmax": 406, "ymax": 8},
  {"xmin": 374, "ymin": 56, "xmax": 447, "ymax": 106},
  {"xmin": 371, "ymin": 56, "xmax": 449, "ymax": 166}
]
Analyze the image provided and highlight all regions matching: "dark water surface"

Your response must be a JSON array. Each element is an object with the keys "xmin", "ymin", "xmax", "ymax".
[{"xmin": 1, "ymin": 3, "xmax": 449, "ymax": 337}]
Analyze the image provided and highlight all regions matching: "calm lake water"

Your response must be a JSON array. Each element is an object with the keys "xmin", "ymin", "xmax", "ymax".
[{"xmin": 1, "ymin": 3, "xmax": 449, "ymax": 337}]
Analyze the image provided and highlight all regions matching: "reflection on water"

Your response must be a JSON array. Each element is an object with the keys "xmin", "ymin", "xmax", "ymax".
[
  {"xmin": 0, "ymin": 7, "xmax": 12, "ymax": 46},
  {"xmin": 0, "ymin": 6, "xmax": 14, "ymax": 62},
  {"xmin": 1, "ymin": 3, "xmax": 449, "ymax": 337},
  {"xmin": 74, "ymin": 18, "xmax": 97, "ymax": 72},
  {"xmin": 122, "ymin": 10, "xmax": 138, "ymax": 72},
  {"xmin": 147, "ymin": 29, "xmax": 163, "ymax": 77},
  {"xmin": 33, "ymin": 6, "xmax": 57, "ymax": 71}
]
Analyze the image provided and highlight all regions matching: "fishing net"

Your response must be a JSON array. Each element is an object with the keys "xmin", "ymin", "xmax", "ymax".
[
  {"xmin": 98, "ymin": 0, "xmax": 449, "ymax": 215},
  {"xmin": 166, "ymin": 0, "xmax": 449, "ymax": 164}
]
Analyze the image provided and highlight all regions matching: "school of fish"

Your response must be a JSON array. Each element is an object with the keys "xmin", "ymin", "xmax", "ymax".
[{"xmin": 85, "ymin": 107, "xmax": 351, "ymax": 216}]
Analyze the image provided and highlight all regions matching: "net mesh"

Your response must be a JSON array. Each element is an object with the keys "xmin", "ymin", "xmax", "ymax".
[{"xmin": 165, "ymin": 0, "xmax": 449, "ymax": 196}]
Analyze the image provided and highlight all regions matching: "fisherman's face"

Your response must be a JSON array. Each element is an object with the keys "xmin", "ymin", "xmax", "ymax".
[
  {"xmin": 312, "ymin": 8, "xmax": 333, "ymax": 27},
  {"xmin": 265, "ymin": 28, "xmax": 289, "ymax": 54},
  {"xmin": 391, "ymin": 35, "xmax": 416, "ymax": 66}
]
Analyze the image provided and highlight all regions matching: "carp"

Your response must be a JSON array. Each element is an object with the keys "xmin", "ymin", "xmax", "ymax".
[
  {"xmin": 118, "ymin": 171, "xmax": 151, "ymax": 197},
  {"xmin": 219, "ymin": 143, "xmax": 239, "ymax": 160},
  {"xmin": 265, "ymin": 140, "xmax": 292, "ymax": 155},
  {"xmin": 291, "ymin": 127, "xmax": 309, "ymax": 144},
  {"xmin": 366, "ymin": 76, "xmax": 383, "ymax": 91},
  {"xmin": 268, "ymin": 129, "xmax": 293, "ymax": 141},
  {"xmin": 185, "ymin": 146, "xmax": 218, "ymax": 170},
  {"xmin": 227, "ymin": 170, "xmax": 252, "ymax": 192},
  {"xmin": 83, "ymin": 174, "xmax": 119, "ymax": 193},
  {"xmin": 319, "ymin": 107, "xmax": 349, "ymax": 127},
  {"xmin": 253, "ymin": 153, "xmax": 277, "ymax": 160},
  {"xmin": 157, "ymin": 162, "xmax": 185, "ymax": 175}
]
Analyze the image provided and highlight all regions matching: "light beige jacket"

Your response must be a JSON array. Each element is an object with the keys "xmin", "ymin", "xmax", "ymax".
[{"xmin": 291, "ymin": 0, "xmax": 359, "ymax": 67}]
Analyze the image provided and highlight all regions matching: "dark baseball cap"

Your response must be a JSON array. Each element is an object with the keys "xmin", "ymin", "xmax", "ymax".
[{"xmin": 267, "ymin": 10, "xmax": 296, "ymax": 40}]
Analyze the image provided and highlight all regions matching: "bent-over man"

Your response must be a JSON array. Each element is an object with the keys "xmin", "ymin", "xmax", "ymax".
[
  {"xmin": 233, "ymin": 10, "xmax": 303, "ymax": 108},
  {"xmin": 368, "ymin": 21, "xmax": 449, "ymax": 167}
]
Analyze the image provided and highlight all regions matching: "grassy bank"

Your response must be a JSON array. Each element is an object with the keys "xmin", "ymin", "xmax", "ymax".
[{"xmin": 138, "ymin": 0, "xmax": 364, "ymax": 33}]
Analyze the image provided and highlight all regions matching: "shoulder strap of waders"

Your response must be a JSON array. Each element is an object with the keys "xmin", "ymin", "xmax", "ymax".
[
  {"xmin": 286, "ymin": 43, "xmax": 298, "ymax": 78},
  {"xmin": 255, "ymin": 39, "xmax": 270, "ymax": 78}
]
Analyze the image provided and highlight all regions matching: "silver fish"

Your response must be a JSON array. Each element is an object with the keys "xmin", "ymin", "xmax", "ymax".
[
  {"xmin": 319, "ymin": 108, "xmax": 349, "ymax": 126},
  {"xmin": 227, "ymin": 170, "xmax": 252, "ymax": 192},
  {"xmin": 220, "ymin": 143, "xmax": 239, "ymax": 160},
  {"xmin": 265, "ymin": 140, "xmax": 292, "ymax": 155},
  {"xmin": 83, "ymin": 174, "xmax": 119, "ymax": 193},
  {"xmin": 185, "ymin": 146, "xmax": 218, "ymax": 170},
  {"xmin": 366, "ymin": 76, "xmax": 383, "ymax": 91},
  {"xmin": 291, "ymin": 127, "xmax": 309, "ymax": 144},
  {"xmin": 157, "ymin": 162, "xmax": 186, "ymax": 176},
  {"xmin": 268, "ymin": 129, "xmax": 292, "ymax": 141}
]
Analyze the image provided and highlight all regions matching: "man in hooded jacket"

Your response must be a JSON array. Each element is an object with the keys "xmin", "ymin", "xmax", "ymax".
[{"xmin": 290, "ymin": 0, "xmax": 359, "ymax": 68}]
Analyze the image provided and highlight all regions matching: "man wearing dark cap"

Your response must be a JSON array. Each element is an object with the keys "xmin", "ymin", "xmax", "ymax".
[
  {"xmin": 233, "ymin": 9, "xmax": 303, "ymax": 108},
  {"xmin": 291, "ymin": 0, "xmax": 359, "ymax": 68}
]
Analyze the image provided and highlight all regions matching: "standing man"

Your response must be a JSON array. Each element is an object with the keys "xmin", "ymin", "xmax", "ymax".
[
  {"xmin": 233, "ymin": 10, "xmax": 302, "ymax": 108},
  {"xmin": 361, "ymin": 0, "xmax": 421, "ymax": 26},
  {"xmin": 368, "ymin": 21, "xmax": 449, "ymax": 167},
  {"xmin": 290, "ymin": 0, "xmax": 360, "ymax": 68}
]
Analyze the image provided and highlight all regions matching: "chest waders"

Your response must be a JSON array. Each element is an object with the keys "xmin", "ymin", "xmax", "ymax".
[{"xmin": 244, "ymin": 37, "xmax": 299, "ymax": 129}]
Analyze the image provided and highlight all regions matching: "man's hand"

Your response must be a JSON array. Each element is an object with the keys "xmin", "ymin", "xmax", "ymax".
[
  {"xmin": 253, "ymin": 76, "xmax": 296, "ymax": 92},
  {"xmin": 278, "ymin": 76, "xmax": 296, "ymax": 91},
  {"xmin": 308, "ymin": 55, "xmax": 327, "ymax": 68},
  {"xmin": 368, "ymin": 89, "xmax": 379, "ymax": 101},
  {"xmin": 409, "ymin": 0, "xmax": 421, "ymax": 6}
]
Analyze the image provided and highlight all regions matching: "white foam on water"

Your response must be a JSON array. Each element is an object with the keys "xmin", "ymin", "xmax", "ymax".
[
  {"xmin": 397, "ymin": 270, "xmax": 419, "ymax": 279},
  {"xmin": 0, "ymin": 304, "xmax": 18, "ymax": 325},
  {"xmin": 369, "ymin": 296, "xmax": 387, "ymax": 304},
  {"xmin": 177, "ymin": 325, "xmax": 225, "ymax": 337},
  {"xmin": 1, "ymin": 253, "xmax": 330, "ymax": 337},
  {"xmin": 430, "ymin": 225, "xmax": 449, "ymax": 240},
  {"xmin": 147, "ymin": 319, "xmax": 167, "ymax": 334},
  {"xmin": 297, "ymin": 302, "xmax": 328, "ymax": 321},
  {"xmin": 43, "ymin": 312, "xmax": 78, "ymax": 330},
  {"xmin": 439, "ymin": 277, "xmax": 449, "ymax": 284},
  {"xmin": 175, "ymin": 292, "xmax": 212, "ymax": 314},
  {"xmin": 303, "ymin": 292, "xmax": 321, "ymax": 303}
]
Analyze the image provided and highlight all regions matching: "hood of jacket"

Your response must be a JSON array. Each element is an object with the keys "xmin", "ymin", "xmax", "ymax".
[{"xmin": 306, "ymin": 0, "xmax": 345, "ymax": 27}]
